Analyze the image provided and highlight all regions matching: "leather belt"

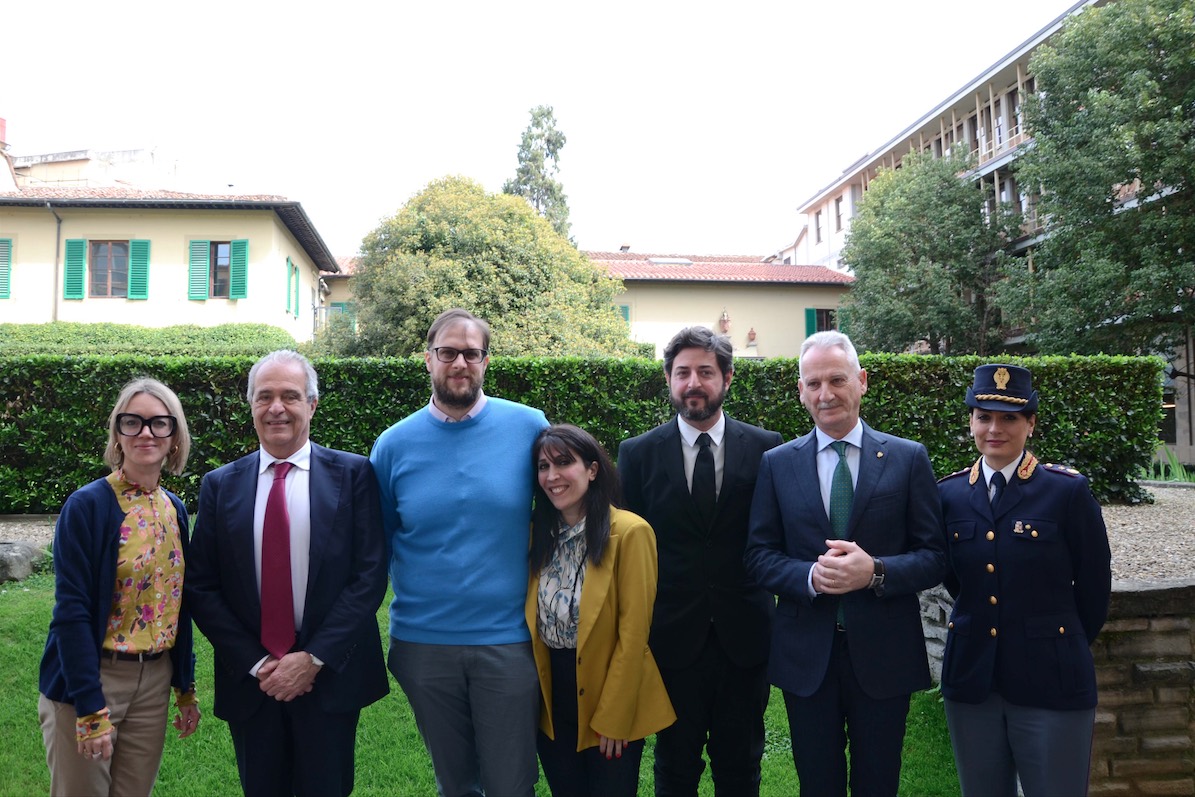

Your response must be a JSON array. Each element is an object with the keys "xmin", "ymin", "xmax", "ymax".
[{"xmin": 110, "ymin": 650, "xmax": 166, "ymax": 663}]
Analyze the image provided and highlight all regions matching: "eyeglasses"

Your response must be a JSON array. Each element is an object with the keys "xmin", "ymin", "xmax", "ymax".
[
  {"xmin": 116, "ymin": 413, "xmax": 177, "ymax": 438},
  {"xmin": 431, "ymin": 347, "xmax": 487, "ymax": 364}
]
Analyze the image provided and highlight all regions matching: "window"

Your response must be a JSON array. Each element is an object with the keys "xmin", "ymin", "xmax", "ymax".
[
  {"xmin": 814, "ymin": 211, "xmax": 823, "ymax": 243},
  {"xmin": 805, "ymin": 308, "xmax": 837, "ymax": 335},
  {"xmin": 62, "ymin": 239, "xmax": 149, "ymax": 300},
  {"xmin": 835, "ymin": 196, "xmax": 844, "ymax": 232},
  {"xmin": 90, "ymin": 241, "xmax": 128, "ymax": 297},
  {"xmin": 285, "ymin": 257, "xmax": 300, "ymax": 317},
  {"xmin": 0, "ymin": 238, "xmax": 11, "ymax": 299},
  {"xmin": 189, "ymin": 239, "xmax": 248, "ymax": 300},
  {"xmin": 617, "ymin": 304, "xmax": 630, "ymax": 323}
]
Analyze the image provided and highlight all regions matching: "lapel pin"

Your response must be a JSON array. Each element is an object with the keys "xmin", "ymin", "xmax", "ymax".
[{"xmin": 876, "ymin": 452, "xmax": 884, "ymax": 458}]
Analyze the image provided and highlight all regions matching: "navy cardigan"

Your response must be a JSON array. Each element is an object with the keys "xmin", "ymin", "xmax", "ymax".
[{"xmin": 39, "ymin": 477, "xmax": 196, "ymax": 717}]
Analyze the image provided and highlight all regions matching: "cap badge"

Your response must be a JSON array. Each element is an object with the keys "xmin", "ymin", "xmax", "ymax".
[{"xmin": 994, "ymin": 367, "xmax": 1011, "ymax": 391}]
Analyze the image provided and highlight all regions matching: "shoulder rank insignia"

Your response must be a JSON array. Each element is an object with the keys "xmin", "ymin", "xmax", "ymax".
[
  {"xmin": 937, "ymin": 467, "xmax": 970, "ymax": 484},
  {"xmin": 1041, "ymin": 461, "xmax": 1083, "ymax": 478}
]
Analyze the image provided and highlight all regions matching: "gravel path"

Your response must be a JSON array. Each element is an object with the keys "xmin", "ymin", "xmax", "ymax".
[{"xmin": 3, "ymin": 484, "xmax": 1194, "ymax": 582}]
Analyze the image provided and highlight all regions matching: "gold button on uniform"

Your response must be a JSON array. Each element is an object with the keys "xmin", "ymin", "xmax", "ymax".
[
  {"xmin": 986, "ymin": 564, "xmax": 995, "ymax": 573},
  {"xmin": 948, "ymin": 622, "xmax": 954, "ymax": 629},
  {"xmin": 953, "ymin": 532, "xmax": 959, "ymax": 540},
  {"xmin": 1031, "ymin": 530, "xmax": 1039, "ymax": 538},
  {"xmin": 990, "ymin": 628, "xmax": 998, "ymax": 637},
  {"xmin": 989, "ymin": 596, "xmax": 997, "ymax": 605},
  {"xmin": 1058, "ymin": 627, "xmax": 1065, "ymax": 634},
  {"xmin": 986, "ymin": 531, "xmax": 995, "ymax": 541}
]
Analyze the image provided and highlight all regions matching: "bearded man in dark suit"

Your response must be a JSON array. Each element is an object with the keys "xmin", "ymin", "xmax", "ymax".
[{"xmin": 618, "ymin": 326, "xmax": 782, "ymax": 797}]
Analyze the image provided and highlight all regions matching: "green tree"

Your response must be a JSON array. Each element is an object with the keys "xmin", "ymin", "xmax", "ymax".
[
  {"xmin": 347, "ymin": 176, "xmax": 637, "ymax": 357},
  {"xmin": 503, "ymin": 105, "xmax": 572, "ymax": 239},
  {"xmin": 1005, "ymin": 0, "xmax": 1195, "ymax": 355},
  {"xmin": 840, "ymin": 151, "xmax": 1020, "ymax": 355}
]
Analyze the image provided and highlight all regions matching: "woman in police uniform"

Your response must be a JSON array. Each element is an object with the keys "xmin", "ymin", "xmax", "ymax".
[{"xmin": 938, "ymin": 364, "xmax": 1111, "ymax": 797}]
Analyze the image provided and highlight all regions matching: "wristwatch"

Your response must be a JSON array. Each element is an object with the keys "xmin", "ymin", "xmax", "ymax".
[{"xmin": 869, "ymin": 557, "xmax": 886, "ymax": 594}]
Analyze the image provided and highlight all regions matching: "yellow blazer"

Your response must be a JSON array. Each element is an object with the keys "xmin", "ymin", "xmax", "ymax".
[{"xmin": 526, "ymin": 507, "xmax": 676, "ymax": 752}]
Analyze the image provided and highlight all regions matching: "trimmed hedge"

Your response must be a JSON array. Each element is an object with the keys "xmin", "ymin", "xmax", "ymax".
[
  {"xmin": 0, "ymin": 353, "xmax": 1163, "ymax": 513},
  {"xmin": 0, "ymin": 323, "xmax": 296, "ymax": 357}
]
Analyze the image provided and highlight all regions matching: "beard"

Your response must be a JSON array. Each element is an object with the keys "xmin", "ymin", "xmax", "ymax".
[
  {"xmin": 432, "ymin": 371, "xmax": 482, "ymax": 410},
  {"xmin": 670, "ymin": 385, "xmax": 727, "ymax": 423}
]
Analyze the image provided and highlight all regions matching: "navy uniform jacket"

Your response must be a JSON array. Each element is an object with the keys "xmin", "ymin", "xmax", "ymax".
[{"xmin": 938, "ymin": 453, "xmax": 1111, "ymax": 710}]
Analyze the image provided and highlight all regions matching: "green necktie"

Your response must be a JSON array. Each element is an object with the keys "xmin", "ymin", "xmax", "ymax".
[{"xmin": 829, "ymin": 441, "xmax": 853, "ymax": 538}]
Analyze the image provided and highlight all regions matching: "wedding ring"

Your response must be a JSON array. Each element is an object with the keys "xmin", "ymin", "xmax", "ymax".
[{"xmin": 91, "ymin": 752, "xmax": 101, "ymax": 759}]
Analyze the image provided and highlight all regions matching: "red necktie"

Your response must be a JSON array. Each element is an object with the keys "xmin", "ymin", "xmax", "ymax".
[{"xmin": 261, "ymin": 461, "xmax": 295, "ymax": 659}]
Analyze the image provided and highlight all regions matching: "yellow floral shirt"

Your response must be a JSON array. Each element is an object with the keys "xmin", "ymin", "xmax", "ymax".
[{"xmin": 102, "ymin": 471, "xmax": 184, "ymax": 656}]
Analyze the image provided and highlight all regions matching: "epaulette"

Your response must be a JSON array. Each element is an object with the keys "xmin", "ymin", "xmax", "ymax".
[
  {"xmin": 937, "ymin": 468, "xmax": 970, "ymax": 484},
  {"xmin": 1040, "ymin": 461, "xmax": 1083, "ymax": 478}
]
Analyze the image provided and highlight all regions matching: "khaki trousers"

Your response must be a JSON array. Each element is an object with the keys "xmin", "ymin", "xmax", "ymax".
[{"xmin": 39, "ymin": 653, "xmax": 172, "ymax": 797}]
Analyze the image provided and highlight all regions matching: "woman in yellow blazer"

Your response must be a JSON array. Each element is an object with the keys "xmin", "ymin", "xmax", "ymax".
[{"xmin": 527, "ymin": 424, "xmax": 676, "ymax": 796}]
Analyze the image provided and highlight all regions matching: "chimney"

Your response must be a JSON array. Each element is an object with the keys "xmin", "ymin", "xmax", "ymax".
[{"xmin": 619, "ymin": 244, "xmax": 630, "ymax": 253}]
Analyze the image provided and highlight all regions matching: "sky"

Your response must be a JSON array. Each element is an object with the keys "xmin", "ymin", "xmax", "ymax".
[{"xmin": 3, "ymin": 0, "xmax": 1083, "ymax": 259}]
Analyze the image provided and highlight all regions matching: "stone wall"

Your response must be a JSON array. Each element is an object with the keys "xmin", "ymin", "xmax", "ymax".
[{"xmin": 920, "ymin": 580, "xmax": 1195, "ymax": 796}]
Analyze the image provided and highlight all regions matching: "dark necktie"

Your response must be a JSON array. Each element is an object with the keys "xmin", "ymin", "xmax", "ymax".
[
  {"xmin": 829, "ymin": 441, "xmax": 854, "ymax": 538},
  {"xmin": 261, "ymin": 461, "xmax": 295, "ymax": 659},
  {"xmin": 990, "ymin": 470, "xmax": 1006, "ymax": 515},
  {"xmin": 693, "ymin": 433, "xmax": 716, "ymax": 520}
]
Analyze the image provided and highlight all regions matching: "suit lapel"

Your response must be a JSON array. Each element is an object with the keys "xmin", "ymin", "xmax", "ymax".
[
  {"xmin": 232, "ymin": 453, "xmax": 263, "ymax": 614},
  {"xmin": 305, "ymin": 444, "xmax": 341, "ymax": 613},
  {"xmin": 789, "ymin": 432, "xmax": 832, "ymax": 536},
  {"xmin": 718, "ymin": 418, "xmax": 748, "ymax": 516},
  {"xmin": 659, "ymin": 420, "xmax": 707, "ymax": 531},
  {"xmin": 850, "ymin": 424, "xmax": 888, "ymax": 535},
  {"xmin": 576, "ymin": 537, "xmax": 613, "ymax": 653},
  {"xmin": 968, "ymin": 470, "xmax": 995, "ymax": 522}
]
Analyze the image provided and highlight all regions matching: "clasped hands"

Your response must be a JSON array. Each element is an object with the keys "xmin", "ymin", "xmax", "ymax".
[
  {"xmin": 257, "ymin": 651, "xmax": 320, "ymax": 701},
  {"xmin": 812, "ymin": 539, "xmax": 873, "ymax": 594}
]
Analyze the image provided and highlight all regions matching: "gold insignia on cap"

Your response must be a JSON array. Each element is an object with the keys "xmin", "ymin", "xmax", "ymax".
[{"xmin": 994, "ymin": 367, "xmax": 1010, "ymax": 391}]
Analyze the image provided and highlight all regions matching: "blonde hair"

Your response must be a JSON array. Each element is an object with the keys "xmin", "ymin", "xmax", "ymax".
[{"xmin": 104, "ymin": 378, "xmax": 192, "ymax": 476}]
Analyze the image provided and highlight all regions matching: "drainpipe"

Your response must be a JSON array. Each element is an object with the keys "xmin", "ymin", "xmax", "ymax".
[{"xmin": 45, "ymin": 202, "xmax": 62, "ymax": 321}]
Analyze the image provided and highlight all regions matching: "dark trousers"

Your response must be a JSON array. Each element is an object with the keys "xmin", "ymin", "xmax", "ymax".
[
  {"xmin": 228, "ymin": 692, "xmax": 360, "ymax": 797},
  {"xmin": 654, "ymin": 626, "xmax": 769, "ymax": 797},
  {"xmin": 536, "ymin": 647, "xmax": 645, "ymax": 797},
  {"xmin": 782, "ymin": 630, "xmax": 911, "ymax": 797}
]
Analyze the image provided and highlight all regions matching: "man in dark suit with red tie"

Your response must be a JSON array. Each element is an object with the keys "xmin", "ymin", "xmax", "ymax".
[
  {"xmin": 745, "ymin": 331, "xmax": 946, "ymax": 797},
  {"xmin": 187, "ymin": 351, "xmax": 388, "ymax": 797},
  {"xmin": 618, "ymin": 327, "xmax": 783, "ymax": 797}
]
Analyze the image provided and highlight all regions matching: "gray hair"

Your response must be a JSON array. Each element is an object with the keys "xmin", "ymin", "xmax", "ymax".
[
  {"xmin": 799, "ymin": 330, "xmax": 861, "ymax": 376},
  {"xmin": 246, "ymin": 350, "xmax": 320, "ymax": 403}
]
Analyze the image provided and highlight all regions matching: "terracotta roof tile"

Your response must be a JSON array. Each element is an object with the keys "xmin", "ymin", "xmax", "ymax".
[
  {"xmin": 0, "ymin": 186, "xmax": 287, "ymax": 201},
  {"xmin": 586, "ymin": 251, "xmax": 853, "ymax": 285}
]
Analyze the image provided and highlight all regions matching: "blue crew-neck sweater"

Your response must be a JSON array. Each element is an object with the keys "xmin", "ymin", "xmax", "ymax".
[{"xmin": 370, "ymin": 397, "xmax": 548, "ymax": 645}]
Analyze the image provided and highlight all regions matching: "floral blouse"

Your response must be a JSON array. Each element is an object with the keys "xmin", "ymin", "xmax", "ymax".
[
  {"xmin": 77, "ymin": 471, "xmax": 193, "ymax": 742},
  {"xmin": 536, "ymin": 518, "xmax": 587, "ymax": 650},
  {"xmin": 102, "ymin": 470, "xmax": 185, "ymax": 656}
]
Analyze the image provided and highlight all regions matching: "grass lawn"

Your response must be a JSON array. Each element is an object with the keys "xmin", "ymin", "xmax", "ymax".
[{"xmin": 0, "ymin": 573, "xmax": 960, "ymax": 796}]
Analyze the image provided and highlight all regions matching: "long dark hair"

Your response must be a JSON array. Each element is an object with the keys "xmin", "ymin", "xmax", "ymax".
[{"xmin": 530, "ymin": 424, "xmax": 621, "ymax": 572}]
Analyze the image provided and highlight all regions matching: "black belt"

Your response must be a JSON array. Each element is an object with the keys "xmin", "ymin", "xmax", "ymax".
[{"xmin": 110, "ymin": 650, "xmax": 166, "ymax": 663}]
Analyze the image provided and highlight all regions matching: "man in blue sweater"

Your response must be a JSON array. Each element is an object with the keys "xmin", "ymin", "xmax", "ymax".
[{"xmin": 371, "ymin": 308, "xmax": 548, "ymax": 797}]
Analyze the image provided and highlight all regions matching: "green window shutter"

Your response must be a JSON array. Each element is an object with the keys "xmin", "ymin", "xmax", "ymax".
[
  {"xmin": 618, "ymin": 304, "xmax": 630, "ymax": 322},
  {"xmin": 0, "ymin": 239, "xmax": 11, "ymax": 299},
  {"xmin": 805, "ymin": 308, "xmax": 816, "ymax": 337},
  {"xmin": 127, "ymin": 240, "xmax": 150, "ymax": 300},
  {"xmin": 292, "ymin": 262, "xmax": 300, "ymax": 317},
  {"xmin": 188, "ymin": 240, "xmax": 210, "ymax": 300},
  {"xmin": 229, "ymin": 240, "xmax": 248, "ymax": 299},
  {"xmin": 64, "ymin": 239, "xmax": 86, "ymax": 300},
  {"xmin": 286, "ymin": 257, "xmax": 293, "ymax": 313}
]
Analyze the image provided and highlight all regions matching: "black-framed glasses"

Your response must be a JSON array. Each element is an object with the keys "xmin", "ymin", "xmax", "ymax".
[
  {"xmin": 431, "ymin": 347, "xmax": 487, "ymax": 364},
  {"xmin": 116, "ymin": 413, "xmax": 177, "ymax": 438}
]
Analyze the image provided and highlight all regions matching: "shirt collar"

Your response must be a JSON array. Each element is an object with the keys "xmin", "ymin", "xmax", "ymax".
[
  {"xmin": 980, "ymin": 453, "xmax": 1024, "ymax": 485},
  {"xmin": 677, "ymin": 412, "xmax": 726, "ymax": 447},
  {"xmin": 258, "ymin": 441, "xmax": 312, "ymax": 475},
  {"xmin": 814, "ymin": 420, "xmax": 864, "ymax": 452},
  {"xmin": 427, "ymin": 390, "xmax": 487, "ymax": 423}
]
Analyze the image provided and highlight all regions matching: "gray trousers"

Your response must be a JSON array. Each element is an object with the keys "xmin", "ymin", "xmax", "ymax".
[
  {"xmin": 945, "ymin": 695, "xmax": 1096, "ymax": 797},
  {"xmin": 389, "ymin": 638, "xmax": 539, "ymax": 797}
]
